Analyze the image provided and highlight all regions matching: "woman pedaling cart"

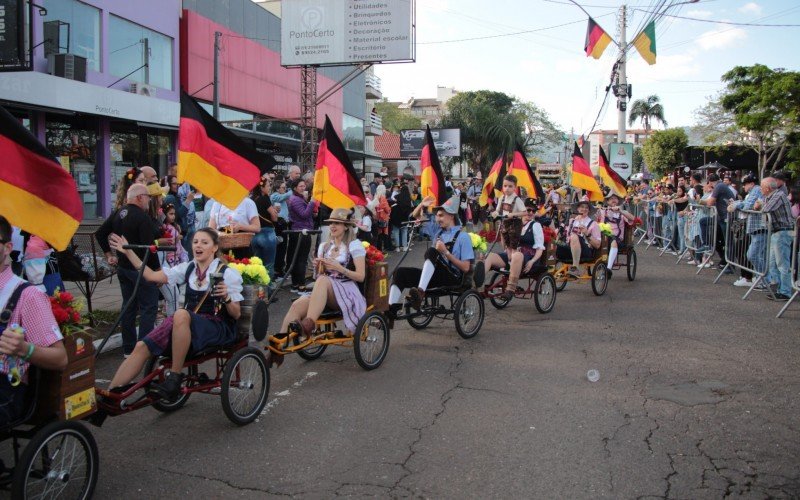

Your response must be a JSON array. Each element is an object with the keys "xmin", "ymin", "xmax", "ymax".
[
  {"xmin": 105, "ymin": 228, "xmax": 244, "ymax": 401},
  {"xmin": 598, "ymin": 192, "xmax": 635, "ymax": 279}
]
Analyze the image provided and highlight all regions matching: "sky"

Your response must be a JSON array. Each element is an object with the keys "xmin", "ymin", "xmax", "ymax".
[{"xmin": 374, "ymin": 0, "xmax": 800, "ymax": 136}]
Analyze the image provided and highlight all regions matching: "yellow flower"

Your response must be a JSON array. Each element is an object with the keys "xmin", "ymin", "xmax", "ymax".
[
  {"xmin": 249, "ymin": 256, "xmax": 263, "ymax": 266},
  {"xmin": 362, "ymin": 241, "xmax": 370, "ymax": 249}
]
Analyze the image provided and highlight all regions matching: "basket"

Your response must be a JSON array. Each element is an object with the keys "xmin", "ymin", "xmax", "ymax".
[{"xmin": 219, "ymin": 231, "xmax": 254, "ymax": 250}]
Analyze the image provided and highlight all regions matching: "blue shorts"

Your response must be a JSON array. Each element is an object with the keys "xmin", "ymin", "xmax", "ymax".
[{"xmin": 497, "ymin": 251, "xmax": 533, "ymax": 268}]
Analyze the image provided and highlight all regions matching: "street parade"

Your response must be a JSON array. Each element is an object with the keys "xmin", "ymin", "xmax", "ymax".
[{"xmin": 0, "ymin": 0, "xmax": 799, "ymax": 498}]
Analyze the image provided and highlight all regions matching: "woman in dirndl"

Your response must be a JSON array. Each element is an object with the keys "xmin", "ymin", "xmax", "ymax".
[{"xmin": 279, "ymin": 208, "xmax": 366, "ymax": 338}]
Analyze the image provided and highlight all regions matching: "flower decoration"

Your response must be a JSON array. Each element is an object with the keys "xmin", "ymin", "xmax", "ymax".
[
  {"xmin": 49, "ymin": 289, "xmax": 87, "ymax": 335},
  {"xmin": 542, "ymin": 226, "xmax": 557, "ymax": 245},
  {"xmin": 632, "ymin": 217, "xmax": 643, "ymax": 227},
  {"xmin": 478, "ymin": 229, "xmax": 498, "ymax": 243},
  {"xmin": 361, "ymin": 242, "xmax": 386, "ymax": 266},
  {"xmin": 467, "ymin": 232, "xmax": 488, "ymax": 253},
  {"xmin": 126, "ymin": 167, "xmax": 137, "ymax": 180},
  {"xmin": 598, "ymin": 222, "xmax": 613, "ymax": 237},
  {"xmin": 223, "ymin": 255, "xmax": 270, "ymax": 285}
]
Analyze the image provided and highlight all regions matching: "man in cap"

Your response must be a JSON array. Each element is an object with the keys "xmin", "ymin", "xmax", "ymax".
[
  {"xmin": 772, "ymin": 170, "xmax": 790, "ymax": 194},
  {"xmin": 387, "ymin": 195, "xmax": 475, "ymax": 316}
]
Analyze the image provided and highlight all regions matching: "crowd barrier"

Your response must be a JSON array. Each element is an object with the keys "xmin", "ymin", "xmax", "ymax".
[
  {"xmin": 713, "ymin": 208, "xmax": 772, "ymax": 300},
  {"xmin": 678, "ymin": 204, "xmax": 718, "ymax": 275},
  {"xmin": 777, "ymin": 217, "xmax": 800, "ymax": 318},
  {"xmin": 629, "ymin": 200, "xmax": 649, "ymax": 244}
]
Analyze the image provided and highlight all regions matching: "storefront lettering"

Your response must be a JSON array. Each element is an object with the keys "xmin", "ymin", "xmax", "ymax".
[{"xmin": 95, "ymin": 104, "xmax": 120, "ymax": 116}]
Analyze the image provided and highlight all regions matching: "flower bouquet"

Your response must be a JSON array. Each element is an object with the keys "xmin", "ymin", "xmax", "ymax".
[
  {"xmin": 50, "ymin": 289, "xmax": 87, "ymax": 336},
  {"xmin": 478, "ymin": 229, "xmax": 498, "ymax": 243},
  {"xmin": 468, "ymin": 232, "xmax": 488, "ymax": 253},
  {"xmin": 223, "ymin": 254, "xmax": 270, "ymax": 286},
  {"xmin": 542, "ymin": 226, "xmax": 558, "ymax": 245},
  {"xmin": 598, "ymin": 222, "xmax": 614, "ymax": 238},
  {"xmin": 632, "ymin": 216, "xmax": 643, "ymax": 227},
  {"xmin": 361, "ymin": 241, "xmax": 386, "ymax": 266}
]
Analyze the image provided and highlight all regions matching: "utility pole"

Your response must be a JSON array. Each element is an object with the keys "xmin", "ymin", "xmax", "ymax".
[
  {"xmin": 615, "ymin": 5, "xmax": 628, "ymax": 143},
  {"xmin": 213, "ymin": 31, "xmax": 221, "ymax": 119},
  {"xmin": 142, "ymin": 38, "xmax": 150, "ymax": 84}
]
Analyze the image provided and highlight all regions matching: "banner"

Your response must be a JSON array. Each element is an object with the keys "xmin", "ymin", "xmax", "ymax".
[
  {"xmin": 0, "ymin": 0, "xmax": 26, "ymax": 70},
  {"xmin": 400, "ymin": 128, "xmax": 461, "ymax": 158},
  {"xmin": 608, "ymin": 142, "xmax": 634, "ymax": 180}
]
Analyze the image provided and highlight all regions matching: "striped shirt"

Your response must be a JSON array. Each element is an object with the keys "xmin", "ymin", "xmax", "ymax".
[{"xmin": 761, "ymin": 189, "xmax": 794, "ymax": 231}]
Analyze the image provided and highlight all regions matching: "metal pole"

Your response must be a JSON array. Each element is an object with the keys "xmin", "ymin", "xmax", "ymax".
[
  {"xmin": 142, "ymin": 37, "xmax": 150, "ymax": 84},
  {"xmin": 617, "ymin": 5, "xmax": 627, "ymax": 143},
  {"xmin": 213, "ymin": 31, "xmax": 221, "ymax": 120}
]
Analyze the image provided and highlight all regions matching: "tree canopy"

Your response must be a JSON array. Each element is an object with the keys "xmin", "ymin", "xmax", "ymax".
[
  {"xmin": 641, "ymin": 128, "xmax": 688, "ymax": 178},
  {"xmin": 374, "ymin": 99, "xmax": 422, "ymax": 133},
  {"xmin": 629, "ymin": 94, "xmax": 667, "ymax": 131}
]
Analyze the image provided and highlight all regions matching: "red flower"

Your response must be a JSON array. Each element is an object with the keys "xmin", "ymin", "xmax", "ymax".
[
  {"xmin": 52, "ymin": 306, "xmax": 70, "ymax": 325},
  {"xmin": 242, "ymin": 258, "xmax": 250, "ymax": 265},
  {"xmin": 59, "ymin": 291, "xmax": 74, "ymax": 303},
  {"xmin": 70, "ymin": 311, "xmax": 81, "ymax": 323}
]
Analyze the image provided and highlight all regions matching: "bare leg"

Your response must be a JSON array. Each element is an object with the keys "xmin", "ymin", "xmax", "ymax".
[
  {"xmin": 507, "ymin": 251, "xmax": 524, "ymax": 292},
  {"xmin": 483, "ymin": 252, "xmax": 506, "ymax": 271},
  {"xmin": 109, "ymin": 341, "xmax": 150, "ymax": 389},
  {"xmin": 305, "ymin": 275, "xmax": 336, "ymax": 322},
  {"xmin": 280, "ymin": 296, "xmax": 310, "ymax": 332},
  {"xmin": 169, "ymin": 309, "xmax": 192, "ymax": 372},
  {"xmin": 569, "ymin": 233, "xmax": 581, "ymax": 267}
]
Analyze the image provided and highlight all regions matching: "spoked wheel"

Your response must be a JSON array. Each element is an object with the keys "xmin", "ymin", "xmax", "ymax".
[
  {"xmin": 221, "ymin": 347, "xmax": 270, "ymax": 426},
  {"xmin": 454, "ymin": 290, "xmax": 485, "ymax": 339},
  {"xmin": 627, "ymin": 249, "xmax": 638, "ymax": 281},
  {"xmin": 145, "ymin": 356, "xmax": 198, "ymax": 413},
  {"xmin": 12, "ymin": 420, "xmax": 99, "ymax": 500},
  {"xmin": 487, "ymin": 272, "xmax": 511, "ymax": 310},
  {"xmin": 534, "ymin": 274, "xmax": 557, "ymax": 314},
  {"xmin": 406, "ymin": 296, "xmax": 436, "ymax": 330},
  {"xmin": 592, "ymin": 262, "xmax": 609, "ymax": 296},
  {"xmin": 293, "ymin": 328, "xmax": 328, "ymax": 361},
  {"xmin": 353, "ymin": 311, "xmax": 390, "ymax": 370}
]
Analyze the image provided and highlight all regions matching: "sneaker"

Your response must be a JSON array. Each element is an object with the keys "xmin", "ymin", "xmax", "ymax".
[
  {"xmin": 733, "ymin": 278, "xmax": 752, "ymax": 287},
  {"xmin": 687, "ymin": 260, "xmax": 698, "ymax": 265},
  {"xmin": 499, "ymin": 289, "xmax": 515, "ymax": 301},
  {"xmin": 767, "ymin": 293, "xmax": 790, "ymax": 302},
  {"xmin": 567, "ymin": 266, "xmax": 581, "ymax": 279},
  {"xmin": 150, "ymin": 371, "xmax": 185, "ymax": 402},
  {"xmin": 606, "ymin": 269, "xmax": 613, "ymax": 279},
  {"xmin": 697, "ymin": 262, "xmax": 711, "ymax": 268}
]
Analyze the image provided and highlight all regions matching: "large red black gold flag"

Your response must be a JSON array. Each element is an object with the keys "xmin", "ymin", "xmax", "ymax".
[
  {"xmin": 598, "ymin": 145, "xmax": 627, "ymax": 197},
  {"xmin": 570, "ymin": 142, "xmax": 603, "ymax": 202},
  {"xmin": 509, "ymin": 144, "xmax": 545, "ymax": 200},
  {"xmin": 0, "ymin": 105, "xmax": 82, "ymax": 250},
  {"xmin": 313, "ymin": 115, "xmax": 367, "ymax": 209},
  {"xmin": 420, "ymin": 125, "xmax": 447, "ymax": 206},
  {"xmin": 479, "ymin": 153, "xmax": 505, "ymax": 207},
  {"xmin": 584, "ymin": 17, "xmax": 613, "ymax": 59},
  {"xmin": 178, "ymin": 91, "xmax": 262, "ymax": 209}
]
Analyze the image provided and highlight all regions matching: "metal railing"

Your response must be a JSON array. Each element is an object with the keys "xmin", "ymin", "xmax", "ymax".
[
  {"xmin": 366, "ymin": 73, "xmax": 382, "ymax": 92},
  {"xmin": 713, "ymin": 208, "xmax": 772, "ymax": 300},
  {"xmin": 368, "ymin": 112, "xmax": 382, "ymax": 129},
  {"xmin": 629, "ymin": 200, "xmax": 649, "ymax": 243},
  {"xmin": 678, "ymin": 204, "xmax": 717, "ymax": 275},
  {"xmin": 777, "ymin": 217, "xmax": 800, "ymax": 318}
]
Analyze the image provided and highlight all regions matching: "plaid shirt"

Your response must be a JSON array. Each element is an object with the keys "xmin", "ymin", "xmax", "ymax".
[
  {"xmin": 761, "ymin": 189, "xmax": 794, "ymax": 231},
  {"xmin": 735, "ymin": 186, "xmax": 765, "ymax": 233}
]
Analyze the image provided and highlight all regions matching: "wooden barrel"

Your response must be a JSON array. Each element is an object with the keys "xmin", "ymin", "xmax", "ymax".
[{"xmin": 237, "ymin": 284, "xmax": 266, "ymax": 339}]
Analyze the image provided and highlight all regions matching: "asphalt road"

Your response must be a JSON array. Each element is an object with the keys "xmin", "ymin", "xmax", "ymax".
[{"xmin": 81, "ymin": 242, "xmax": 800, "ymax": 499}]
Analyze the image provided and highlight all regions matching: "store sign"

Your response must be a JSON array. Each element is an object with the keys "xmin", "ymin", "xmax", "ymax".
[
  {"xmin": 281, "ymin": 0, "xmax": 415, "ymax": 67},
  {"xmin": 608, "ymin": 142, "xmax": 634, "ymax": 180},
  {"xmin": 0, "ymin": 0, "xmax": 26, "ymax": 70},
  {"xmin": 400, "ymin": 128, "xmax": 461, "ymax": 159}
]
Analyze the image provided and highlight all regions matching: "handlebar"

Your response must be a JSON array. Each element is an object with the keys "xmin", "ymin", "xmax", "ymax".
[
  {"xmin": 401, "ymin": 219, "xmax": 426, "ymax": 227},
  {"xmin": 122, "ymin": 244, "xmax": 176, "ymax": 253},
  {"xmin": 283, "ymin": 229, "xmax": 322, "ymax": 235}
]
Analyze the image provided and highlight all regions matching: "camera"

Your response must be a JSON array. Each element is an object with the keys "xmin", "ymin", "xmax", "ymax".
[{"xmin": 210, "ymin": 272, "xmax": 225, "ymax": 295}]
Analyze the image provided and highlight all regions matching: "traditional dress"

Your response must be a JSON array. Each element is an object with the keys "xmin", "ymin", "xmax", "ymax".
[{"xmin": 317, "ymin": 240, "xmax": 367, "ymax": 333}]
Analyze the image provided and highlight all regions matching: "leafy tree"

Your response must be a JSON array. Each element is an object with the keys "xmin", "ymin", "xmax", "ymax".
[
  {"xmin": 632, "ymin": 147, "xmax": 644, "ymax": 174},
  {"xmin": 374, "ymin": 99, "xmax": 422, "ymax": 133},
  {"xmin": 641, "ymin": 128, "xmax": 688, "ymax": 178},
  {"xmin": 629, "ymin": 94, "xmax": 667, "ymax": 132},
  {"xmin": 694, "ymin": 64, "xmax": 800, "ymax": 179}
]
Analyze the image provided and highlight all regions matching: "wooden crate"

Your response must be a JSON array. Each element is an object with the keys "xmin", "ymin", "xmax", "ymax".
[
  {"xmin": 364, "ymin": 262, "xmax": 389, "ymax": 312},
  {"xmin": 33, "ymin": 330, "xmax": 97, "ymax": 422}
]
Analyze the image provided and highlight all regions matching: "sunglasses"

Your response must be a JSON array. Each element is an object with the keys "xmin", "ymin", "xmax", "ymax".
[{"xmin": 526, "ymin": 208, "xmax": 536, "ymax": 213}]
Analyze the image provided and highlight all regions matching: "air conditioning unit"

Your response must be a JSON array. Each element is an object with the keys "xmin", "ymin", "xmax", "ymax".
[
  {"xmin": 130, "ymin": 83, "xmax": 156, "ymax": 97},
  {"xmin": 47, "ymin": 53, "xmax": 87, "ymax": 82}
]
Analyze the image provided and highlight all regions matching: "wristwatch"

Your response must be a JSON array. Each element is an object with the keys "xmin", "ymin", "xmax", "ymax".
[{"xmin": 222, "ymin": 295, "xmax": 232, "ymax": 304}]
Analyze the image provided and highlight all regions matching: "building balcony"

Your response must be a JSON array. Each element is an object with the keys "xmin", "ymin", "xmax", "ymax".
[
  {"xmin": 366, "ymin": 73, "xmax": 382, "ymax": 99},
  {"xmin": 365, "ymin": 112, "xmax": 383, "ymax": 136}
]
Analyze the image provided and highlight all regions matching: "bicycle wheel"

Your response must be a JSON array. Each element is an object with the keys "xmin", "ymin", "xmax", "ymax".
[
  {"xmin": 221, "ymin": 347, "xmax": 270, "ymax": 426},
  {"xmin": 406, "ymin": 296, "xmax": 436, "ymax": 330},
  {"xmin": 626, "ymin": 249, "xmax": 637, "ymax": 281},
  {"xmin": 534, "ymin": 274, "xmax": 557, "ymax": 314},
  {"xmin": 454, "ymin": 290, "xmax": 485, "ymax": 339},
  {"xmin": 12, "ymin": 420, "xmax": 99, "ymax": 500},
  {"xmin": 292, "ymin": 324, "xmax": 328, "ymax": 360},
  {"xmin": 145, "ymin": 356, "xmax": 197, "ymax": 413},
  {"xmin": 487, "ymin": 272, "xmax": 511, "ymax": 310},
  {"xmin": 353, "ymin": 311, "xmax": 390, "ymax": 370},
  {"xmin": 592, "ymin": 262, "xmax": 609, "ymax": 296}
]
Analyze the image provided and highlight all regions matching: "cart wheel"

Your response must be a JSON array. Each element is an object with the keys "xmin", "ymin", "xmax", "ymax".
[
  {"xmin": 454, "ymin": 290, "xmax": 485, "ymax": 339},
  {"xmin": 626, "ymin": 249, "xmax": 637, "ymax": 281},
  {"xmin": 145, "ymin": 356, "xmax": 197, "ymax": 413},
  {"xmin": 293, "ymin": 330, "xmax": 328, "ymax": 361},
  {"xmin": 12, "ymin": 420, "xmax": 99, "ymax": 500},
  {"xmin": 592, "ymin": 262, "xmax": 609, "ymax": 296},
  {"xmin": 487, "ymin": 272, "xmax": 511, "ymax": 310},
  {"xmin": 353, "ymin": 311, "xmax": 390, "ymax": 370},
  {"xmin": 406, "ymin": 296, "xmax": 436, "ymax": 330},
  {"xmin": 555, "ymin": 276, "xmax": 568, "ymax": 291},
  {"xmin": 221, "ymin": 347, "xmax": 270, "ymax": 426},
  {"xmin": 534, "ymin": 274, "xmax": 557, "ymax": 314}
]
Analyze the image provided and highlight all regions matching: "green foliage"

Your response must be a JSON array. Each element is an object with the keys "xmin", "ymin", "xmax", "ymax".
[
  {"xmin": 374, "ymin": 100, "xmax": 422, "ymax": 133},
  {"xmin": 628, "ymin": 95, "xmax": 667, "ymax": 131},
  {"xmin": 641, "ymin": 128, "xmax": 688, "ymax": 178},
  {"xmin": 632, "ymin": 147, "xmax": 644, "ymax": 174}
]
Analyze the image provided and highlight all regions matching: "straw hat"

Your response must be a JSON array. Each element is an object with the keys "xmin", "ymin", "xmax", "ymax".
[{"xmin": 324, "ymin": 208, "xmax": 356, "ymax": 225}]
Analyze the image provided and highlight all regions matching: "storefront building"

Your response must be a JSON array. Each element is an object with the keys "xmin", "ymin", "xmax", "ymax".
[{"xmin": 0, "ymin": 0, "xmax": 181, "ymax": 220}]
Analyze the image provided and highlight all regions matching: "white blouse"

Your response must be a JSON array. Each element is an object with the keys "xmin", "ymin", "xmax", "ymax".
[{"xmin": 164, "ymin": 258, "xmax": 244, "ymax": 302}]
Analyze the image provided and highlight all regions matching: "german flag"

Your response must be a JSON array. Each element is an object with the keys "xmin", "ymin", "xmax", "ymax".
[
  {"xmin": 177, "ymin": 92, "xmax": 262, "ymax": 209},
  {"xmin": 509, "ymin": 144, "xmax": 545, "ymax": 200},
  {"xmin": 570, "ymin": 142, "xmax": 603, "ymax": 202},
  {"xmin": 0, "ymin": 105, "xmax": 82, "ymax": 250},
  {"xmin": 313, "ymin": 115, "xmax": 367, "ymax": 209},
  {"xmin": 632, "ymin": 20, "xmax": 657, "ymax": 65},
  {"xmin": 598, "ymin": 145, "xmax": 627, "ymax": 197},
  {"xmin": 420, "ymin": 125, "xmax": 447, "ymax": 206},
  {"xmin": 479, "ymin": 153, "xmax": 505, "ymax": 207},
  {"xmin": 584, "ymin": 17, "xmax": 613, "ymax": 59}
]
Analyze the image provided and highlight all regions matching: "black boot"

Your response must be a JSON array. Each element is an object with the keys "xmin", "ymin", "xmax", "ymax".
[{"xmin": 151, "ymin": 371, "xmax": 185, "ymax": 401}]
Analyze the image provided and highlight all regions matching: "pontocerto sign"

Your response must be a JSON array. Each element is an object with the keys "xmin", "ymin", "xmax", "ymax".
[
  {"xmin": 281, "ymin": 0, "xmax": 415, "ymax": 67},
  {"xmin": 608, "ymin": 142, "xmax": 634, "ymax": 180},
  {"xmin": 400, "ymin": 128, "xmax": 462, "ymax": 159}
]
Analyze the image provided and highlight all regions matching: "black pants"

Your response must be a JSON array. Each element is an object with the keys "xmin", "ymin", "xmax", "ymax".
[
  {"xmin": 117, "ymin": 266, "xmax": 159, "ymax": 354},
  {"xmin": 392, "ymin": 248, "xmax": 462, "ymax": 291},
  {"xmin": 0, "ymin": 377, "xmax": 27, "ymax": 427},
  {"xmin": 716, "ymin": 220, "xmax": 727, "ymax": 265},
  {"xmin": 287, "ymin": 232, "xmax": 312, "ymax": 286}
]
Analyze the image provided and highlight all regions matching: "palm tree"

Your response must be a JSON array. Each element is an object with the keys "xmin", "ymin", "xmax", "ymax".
[{"xmin": 628, "ymin": 94, "xmax": 667, "ymax": 132}]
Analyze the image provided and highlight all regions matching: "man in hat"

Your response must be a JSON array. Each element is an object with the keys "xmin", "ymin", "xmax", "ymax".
[
  {"xmin": 556, "ymin": 200, "xmax": 602, "ymax": 278},
  {"xmin": 387, "ymin": 195, "xmax": 475, "ymax": 315},
  {"xmin": 772, "ymin": 170, "xmax": 790, "ymax": 194},
  {"xmin": 599, "ymin": 193, "xmax": 635, "ymax": 278}
]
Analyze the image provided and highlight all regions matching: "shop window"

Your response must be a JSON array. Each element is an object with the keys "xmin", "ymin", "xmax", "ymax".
[
  {"xmin": 46, "ymin": 116, "xmax": 99, "ymax": 219},
  {"xmin": 43, "ymin": 0, "xmax": 100, "ymax": 71},
  {"xmin": 198, "ymin": 102, "xmax": 254, "ymax": 131},
  {"xmin": 109, "ymin": 15, "xmax": 173, "ymax": 90},
  {"xmin": 255, "ymin": 117, "xmax": 301, "ymax": 140}
]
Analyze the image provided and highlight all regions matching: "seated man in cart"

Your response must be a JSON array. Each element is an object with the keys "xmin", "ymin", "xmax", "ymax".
[
  {"xmin": 475, "ymin": 198, "xmax": 546, "ymax": 301},
  {"xmin": 0, "ymin": 215, "xmax": 68, "ymax": 426},
  {"xmin": 387, "ymin": 195, "xmax": 475, "ymax": 318},
  {"xmin": 555, "ymin": 200, "xmax": 602, "ymax": 278},
  {"xmin": 278, "ymin": 208, "xmax": 367, "ymax": 339},
  {"xmin": 105, "ymin": 227, "xmax": 243, "ymax": 402},
  {"xmin": 598, "ymin": 192, "xmax": 635, "ymax": 279}
]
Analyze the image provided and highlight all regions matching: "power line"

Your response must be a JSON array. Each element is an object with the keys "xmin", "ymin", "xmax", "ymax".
[{"xmin": 632, "ymin": 9, "xmax": 800, "ymax": 26}]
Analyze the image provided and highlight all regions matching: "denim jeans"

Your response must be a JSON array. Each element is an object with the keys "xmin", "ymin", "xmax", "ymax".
[
  {"xmin": 391, "ymin": 225, "xmax": 408, "ymax": 249},
  {"xmin": 676, "ymin": 214, "xmax": 687, "ymax": 253},
  {"xmin": 251, "ymin": 227, "xmax": 277, "ymax": 274},
  {"xmin": 768, "ymin": 230, "xmax": 793, "ymax": 296},
  {"xmin": 117, "ymin": 266, "xmax": 159, "ymax": 354},
  {"xmin": 747, "ymin": 232, "xmax": 767, "ymax": 276}
]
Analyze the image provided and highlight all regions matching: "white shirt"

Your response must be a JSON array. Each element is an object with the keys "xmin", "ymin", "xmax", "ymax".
[
  {"xmin": 164, "ymin": 258, "xmax": 244, "ymax": 302},
  {"xmin": 210, "ymin": 198, "xmax": 258, "ymax": 229},
  {"xmin": 522, "ymin": 220, "xmax": 546, "ymax": 250},
  {"xmin": 317, "ymin": 240, "xmax": 366, "ymax": 263}
]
